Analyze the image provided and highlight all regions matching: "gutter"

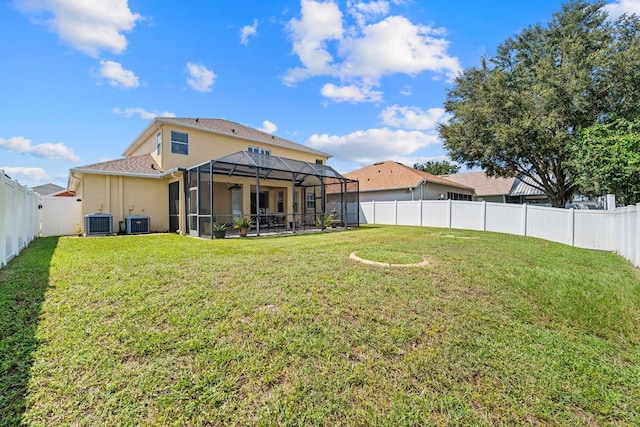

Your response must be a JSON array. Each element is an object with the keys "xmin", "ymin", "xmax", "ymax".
[{"xmin": 69, "ymin": 167, "xmax": 184, "ymax": 180}]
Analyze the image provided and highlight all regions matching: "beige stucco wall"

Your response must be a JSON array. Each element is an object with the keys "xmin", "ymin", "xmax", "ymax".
[
  {"xmin": 130, "ymin": 123, "xmax": 328, "ymax": 170},
  {"xmin": 80, "ymin": 173, "xmax": 182, "ymax": 233}
]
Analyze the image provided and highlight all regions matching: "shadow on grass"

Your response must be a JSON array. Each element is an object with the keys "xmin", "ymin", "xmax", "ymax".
[{"xmin": 0, "ymin": 237, "xmax": 58, "ymax": 427}]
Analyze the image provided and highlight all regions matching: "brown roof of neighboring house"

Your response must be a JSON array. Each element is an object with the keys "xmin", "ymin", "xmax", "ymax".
[
  {"xmin": 73, "ymin": 154, "xmax": 163, "ymax": 176},
  {"xmin": 124, "ymin": 117, "xmax": 330, "ymax": 158},
  {"xmin": 440, "ymin": 171, "xmax": 516, "ymax": 197},
  {"xmin": 345, "ymin": 161, "xmax": 473, "ymax": 192}
]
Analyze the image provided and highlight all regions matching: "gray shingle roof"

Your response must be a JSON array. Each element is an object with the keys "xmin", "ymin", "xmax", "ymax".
[
  {"xmin": 441, "ymin": 171, "xmax": 516, "ymax": 197},
  {"xmin": 73, "ymin": 153, "xmax": 163, "ymax": 176},
  {"xmin": 31, "ymin": 183, "xmax": 65, "ymax": 196},
  {"xmin": 158, "ymin": 118, "xmax": 330, "ymax": 158}
]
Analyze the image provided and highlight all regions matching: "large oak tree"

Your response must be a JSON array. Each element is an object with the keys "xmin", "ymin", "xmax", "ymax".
[
  {"xmin": 439, "ymin": 0, "xmax": 640, "ymax": 207},
  {"xmin": 571, "ymin": 117, "xmax": 640, "ymax": 206}
]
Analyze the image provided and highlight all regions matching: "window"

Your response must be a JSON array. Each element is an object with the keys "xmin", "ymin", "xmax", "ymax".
[
  {"xmin": 306, "ymin": 194, "xmax": 315, "ymax": 210},
  {"xmin": 315, "ymin": 159, "xmax": 323, "ymax": 165},
  {"xmin": 248, "ymin": 146, "xmax": 270, "ymax": 156},
  {"xmin": 447, "ymin": 192, "xmax": 472, "ymax": 201},
  {"xmin": 277, "ymin": 191, "xmax": 284, "ymax": 213},
  {"xmin": 156, "ymin": 131, "xmax": 162, "ymax": 155},
  {"xmin": 171, "ymin": 131, "xmax": 189, "ymax": 155}
]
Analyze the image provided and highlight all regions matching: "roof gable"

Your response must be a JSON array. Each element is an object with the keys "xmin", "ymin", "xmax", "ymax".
[
  {"xmin": 441, "ymin": 171, "xmax": 516, "ymax": 196},
  {"xmin": 345, "ymin": 161, "xmax": 473, "ymax": 191},
  {"xmin": 123, "ymin": 117, "xmax": 329, "ymax": 158}
]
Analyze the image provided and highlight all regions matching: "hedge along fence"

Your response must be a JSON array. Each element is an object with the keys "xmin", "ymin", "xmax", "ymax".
[
  {"xmin": 1, "ymin": 171, "xmax": 41, "ymax": 268},
  {"xmin": 359, "ymin": 200, "xmax": 640, "ymax": 268}
]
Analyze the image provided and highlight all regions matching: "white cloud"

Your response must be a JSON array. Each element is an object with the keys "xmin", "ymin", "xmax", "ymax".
[
  {"xmin": 258, "ymin": 120, "xmax": 278, "ymax": 134},
  {"xmin": 381, "ymin": 105, "xmax": 448, "ymax": 130},
  {"xmin": 0, "ymin": 166, "xmax": 49, "ymax": 182},
  {"xmin": 284, "ymin": 0, "xmax": 344, "ymax": 85},
  {"xmin": 0, "ymin": 136, "xmax": 80, "ymax": 162},
  {"xmin": 15, "ymin": 0, "xmax": 141, "ymax": 56},
  {"xmin": 285, "ymin": 1, "xmax": 461, "ymax": 103},
  {"xmin": 339, "ymin": 16, "xmax": 461, "ymax": 80},
  {"xmin": 604, "ymin": 0, "xmax": 640, "ymax": 19},
  {"xmin": 347, "ymin": 0, "xmax": 390, "ymax": 27},
  {"xmin": 320, "ymin": 83, "xmax": 382, "ymax": 103},
  {"xmin": 112, "ymin": 107, "xmax": 176, "ymax": 120},
  {"xmin": 307, "ymin": 127, "xmax": 439, "ymax": 164},
  {"xmin": 240, "ymin": 19, "xmax": 258, "ymax": 45},
  {"xmin": 96, "ymin": 60, "xmax": 139, "ymax": 89},
  {"xmin": 186, "ymin": 62, "xmax": 216, "ymax": 92}
]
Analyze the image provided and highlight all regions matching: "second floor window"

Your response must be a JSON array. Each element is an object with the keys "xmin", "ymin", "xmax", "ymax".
[
  {"xmin": 248, "ymin": 146, "xmax": 270, "ymax": 156},
  {"xmin": 171, "ymin": 131, "xmax": 189, "ymax": 155}
]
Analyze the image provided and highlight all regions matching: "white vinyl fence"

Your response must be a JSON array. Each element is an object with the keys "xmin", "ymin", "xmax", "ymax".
[
  {"xmin": 40, "ymin": 195, "xmax": 83, "ymax": 237},
  {"xmin": 360, "ymin": 200, "xmax": 640, "ymax": 267},
  {"xmin": 1, "ymin": 171, "xmax": 41, "ymax": 268}
]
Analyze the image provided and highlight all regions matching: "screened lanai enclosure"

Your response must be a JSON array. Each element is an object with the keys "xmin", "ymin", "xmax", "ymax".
[{"xmin": 186, "ymin": 151, "xmax": 359, "ymax": 238}]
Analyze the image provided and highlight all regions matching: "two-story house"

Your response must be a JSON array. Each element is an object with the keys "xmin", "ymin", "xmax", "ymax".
[{"xmin": 68, "ymin": 118, "xmax": 358, "ymax": 237}]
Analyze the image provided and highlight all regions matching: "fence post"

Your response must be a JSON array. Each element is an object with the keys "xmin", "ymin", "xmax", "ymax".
[
  {"xmin": 568, "ymin": 208, "xmax": 575, "ymax": 247},
  {"xmin": 481, "ymin": 201, "xmax": 487, "ymax": 231},
  {"xmin": 521, "ymin": 204, "xmax": 528, "ymax": 236},
  {"xmin": 372, "ymin": 200, "xmax": 376, "ymax": 224},
  {"xmin": 420, "ymin": 200, "xmax": 423, "ymax": 227},
  {"xmin": 447, "ymin": 199, "xmax": 452, "ymax": 229},
  {"xmin": 394, "ymin": 200, "xmax": 398, "ymax": 225}
]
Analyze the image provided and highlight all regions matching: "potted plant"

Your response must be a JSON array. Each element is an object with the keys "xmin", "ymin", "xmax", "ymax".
[
  {"xmin": 234, "ymin": 216, "xmax": 253, "ymax": 237},
  {"xmin": 315, "ymin": 214, "xmax": 334, "ymax": 230},
  {"xmin": 74, "ymin": 223, "xmax": 83, "ymax": 237},
  {"xmin": 212, "ymin": 221, "xmax": 228, "ymax": 239}
]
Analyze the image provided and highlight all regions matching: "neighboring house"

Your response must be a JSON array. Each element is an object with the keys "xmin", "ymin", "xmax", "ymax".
[
  {"xmin": 442, "ymin": 171, "xmax": 550, "ymax": 205},
  {"xmin": 343, "ymin": 161, "xmax": 474, "ymax": 203},
  {"xmin": 68, "ymin": 118, "xmax": 357, "ymax": 238},
  {"xmin": 31, "ymin": 183, "xmax": 76, "ymax": 197}
]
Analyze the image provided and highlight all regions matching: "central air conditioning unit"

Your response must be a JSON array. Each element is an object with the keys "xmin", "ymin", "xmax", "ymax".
[
  {"xmin": 85, "ymin": 213, "xmax": 113, "ymax": 236},
  {"xmin": 125, "ymin": 215, "xmax": 150, "ymax": 234}
]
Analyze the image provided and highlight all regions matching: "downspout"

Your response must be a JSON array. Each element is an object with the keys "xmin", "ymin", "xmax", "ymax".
[{"xmin": 409, "ymin": 187, "xmax": 415, "ymax": 201}]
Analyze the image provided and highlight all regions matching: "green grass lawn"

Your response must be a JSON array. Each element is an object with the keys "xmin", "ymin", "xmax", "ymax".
[{"xmin": 1, "ymin": 226, "xmax": 639, "ymax": 426}]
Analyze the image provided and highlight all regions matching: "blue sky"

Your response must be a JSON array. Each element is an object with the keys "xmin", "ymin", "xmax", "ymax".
[{"xmin": 1, "ymin": 0, "xmax": 638, "ymax": 188}]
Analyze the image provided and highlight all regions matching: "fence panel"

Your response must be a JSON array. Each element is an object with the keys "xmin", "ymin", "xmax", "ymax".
[
  {"xmin": 360, "ymin": 202, "xmax": 374, "ymax": 224},
  {"xmin": 397, "ymin": 201, "xmax": 421, "ymax": 226},
  {"xmin": 525, "ymin": 206, "xmax": 572, "ymax": 245},
  {"xmin": 451, "ymin": 201, "xmax": 484, "ymax": 231},
  {"xmin": 420, "ymin": 200, "xmax": 447, "ymax": 228},
  {"xmin": 40, "ymin": 196, "xmax": 83, "ymax": 236},
  {"xmin": 371, "ymin": 201, "xmax": 397, "ymax": 225},
  {"xmin": 486, "ymin": 203, "xmax": 524, "ymax": 235},
  {"xmin": 573, "ymin": 210, "xmax": 615, "ymax": 251},
  {"xmin": 1, "ymin": 172, "xmax": 40, "ymax": 268}
]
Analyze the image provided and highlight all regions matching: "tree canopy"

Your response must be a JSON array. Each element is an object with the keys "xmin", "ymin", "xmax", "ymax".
[
  {"xmin": 413, "ymin": 160, "xmax": 460, "ymax": 175},
  {"xmin": 439, "ymin": 0, "xmax": 640, "ymax": 207},
  {"xmin": 571, "ymin": 118, "xmax": 640, "ymax": 206}
]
